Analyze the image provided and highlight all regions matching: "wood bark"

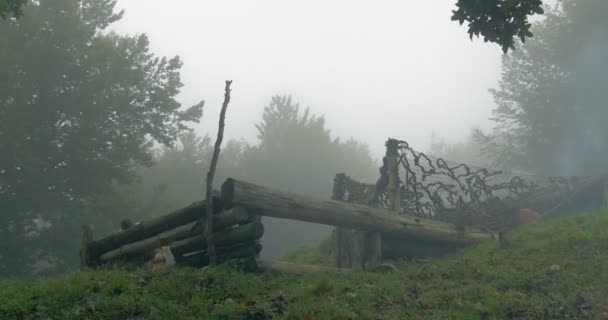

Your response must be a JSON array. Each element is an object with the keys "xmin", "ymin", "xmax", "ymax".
[
  {"xmin": 258, "ymin": 260, "xmax": 350, "ymax": 274},
  {"xmin": 89, "ymin": 198, "xmax": 223, "ymax": 256},
  {"xmin": 205, "ymin": 80, "xmax": 233, "ymax": 266},
  {"xmin": 387, "ymin": 156, "xmax": 401, "ymax": 214},
  {"xmin": 80, "ymin": 224, "xmax": 94, "ymax": 270},
  {"xmin": 176, "ymin": 242, "xmax": 261, "ymax": 267},
  {"xmin": 97, "ymin": 207, "xmax": 251, "ymax": 264},
  {"xmin": 331, "ymin": 173, "xmax": 352, "ymax": 268},
  {"xmin": 170, "ymin": 221, "xmax": 264, "ymax": 258},
  {"xmin": 221, "ymin": 179, "xmax": 494, "ymax": 245}
]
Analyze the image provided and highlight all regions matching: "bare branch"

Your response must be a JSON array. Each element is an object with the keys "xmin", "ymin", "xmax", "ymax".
[{"xmin": 205, "ymin": 80, "xmax": 233, "ymax": 266}]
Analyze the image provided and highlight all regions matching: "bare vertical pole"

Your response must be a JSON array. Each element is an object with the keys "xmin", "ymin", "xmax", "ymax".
[
  {"xmin": 205, "ymin": 80, "xmax": 233, "ymax": 266},
  {"xmin": 332, "ymin": 173, "xmax": 351, "ymax": 268},
  {"xmin": 362, "ymin": 139, "xmax": 400, "ymax": 269},
  {"xmin": 364, "ymin": 181, "xmax": 383, "ymax": 269},
  {"xmin": 386, "ymin": 139, "xmax": 401, "ymax": 214},
  {"xmin": 80, "ymin": 224, "xmax": 94, "ymax": 270}
]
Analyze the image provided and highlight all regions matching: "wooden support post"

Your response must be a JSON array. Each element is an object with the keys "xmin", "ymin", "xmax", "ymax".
[
  {"xmin": 332, "ymin": 173, "xmax": 352, "ymax": 268},
  {"xmin": 363, "ymin": 231, "xmax": 382, "ymax": 268},
  {"xmin": 386, "ymin": 138, "xmax": 401, "ymax": 214},
  {"xmin": 80, "ymin": 224, "xmax": 94, "ymax": 269}
]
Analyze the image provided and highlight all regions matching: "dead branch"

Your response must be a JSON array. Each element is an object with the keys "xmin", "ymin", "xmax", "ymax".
[{"xmin": 205, "ymin": 80, "xmax": 233, "ymax": 266}]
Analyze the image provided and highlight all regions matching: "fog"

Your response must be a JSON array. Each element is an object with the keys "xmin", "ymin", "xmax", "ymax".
[
  {"xmin": 11, "ymin": 0, "xmax": 593, "ymax": 276},
  {"xmin": 111, "ymin": 0, "xmax": 501, "ymax": 157}
]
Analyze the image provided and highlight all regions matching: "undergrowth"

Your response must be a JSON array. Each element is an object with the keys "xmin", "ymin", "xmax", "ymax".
[{"xmin": 2, "ymin": 208, "xmax": 608, "ymax": 319}]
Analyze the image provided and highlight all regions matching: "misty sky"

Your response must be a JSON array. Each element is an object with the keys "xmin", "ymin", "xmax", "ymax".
[{"xmin": 111, "ymin": 0, "xmax": 504, "ymax": 159}]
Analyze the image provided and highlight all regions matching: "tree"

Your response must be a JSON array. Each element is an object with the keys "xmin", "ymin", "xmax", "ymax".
[
  {"xmin": 0, "ymin": 1, "xmax": 544, "ymax": 52},
  {"xmin": 0, "ymin": 0, "xmax": 203, "ymax": 275},
  {"xmin": 451, "ymin": 0, "xmax": 545, "ymax": 53},
  {"xmin": 479, "ymin": 0, "xmax": 608, "ymax": 176},
  {"xmin": 0, "ymin": 0, "xmax": 27, "ymax": 19},
  {"xmin": 239, "ymin": 95, "xmax": 378, "ymax": 258}
]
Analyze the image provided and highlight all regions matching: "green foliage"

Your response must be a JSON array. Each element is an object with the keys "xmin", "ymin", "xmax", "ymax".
[
  {"xmin": 242, "ymin": 95, "xmax": 377, "ymax": 198},
  {"xmin": 0, "ymin": 0, "xmax": 202, "ymax": 275},
  {"xmin": 3, "ymin": 208, "xmax": 608, "ymax": 319},
  {"xmin": 480, "ymin": 0, "xmax": 608, "ymax": 176},
  {"xmin": 451, "ymin": 0, "xmax": 545, "ymax": 53},
  {"xmin": 0, "ymin": 0, "xmax": 27, "ymax": 19}
]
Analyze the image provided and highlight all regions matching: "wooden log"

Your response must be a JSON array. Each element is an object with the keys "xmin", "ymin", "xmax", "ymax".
[
  {"xmin": 381, "ymin": 236, "xmax": 465, "ymax": 260},
  {"xmin": 80, "ymin": 224, "xmax": 94, "ymax": 269},
  {"xmin": 258, "ymin": 260, "xmax": 350, "ymax": 274},
  {"xmin": 90, "ymin": 198, "xmax": 223, "ymax": 255},
  {"xmin": 221, "ymin": 179, "xmax": 493, "ymax": 245},
  {"xmin": 176, "ymin": 242, "xmax": 262, "ymax": 267},
  {"xmin": 170, "ymin": 221, "xmax": 264, "ymax": 257},
  {"xmin": 98, "ymin": 207, "xmax": 251, "ymax": 264}
]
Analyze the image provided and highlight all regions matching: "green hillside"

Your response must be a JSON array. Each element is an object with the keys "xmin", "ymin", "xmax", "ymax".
[{"xmin": 2, "ymin": 208, "xmax": 608, "ymax": 320}]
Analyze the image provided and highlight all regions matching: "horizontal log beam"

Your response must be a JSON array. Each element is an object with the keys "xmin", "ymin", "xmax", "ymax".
[
  {"xmin": 170, "ymin": 221, "xmax": 264, "ymax": 257},
  {"xmin": 176, "ymin": 242, "xmax": 262, "ymax": 267},
  {"xmin": 90, "ymin": 197, "xmax": 223, "ymax": 255},
  {"xmin": 98, "ymin": 207, "xmax": 251, "ymax": 264},
  {"xmin": 222, "ymin": 179, "xmax": 493, "ymax": 245}
]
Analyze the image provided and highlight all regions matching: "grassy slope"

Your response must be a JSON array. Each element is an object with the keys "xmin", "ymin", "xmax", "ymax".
[{"xmin": 2, "ymin": 209, "xmax": 608, "ymax": 320}]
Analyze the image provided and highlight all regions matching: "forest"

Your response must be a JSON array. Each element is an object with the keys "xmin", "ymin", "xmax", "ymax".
[{"xmin": 2, "ymin": 0, "xmax": 608, "ymax": 318}]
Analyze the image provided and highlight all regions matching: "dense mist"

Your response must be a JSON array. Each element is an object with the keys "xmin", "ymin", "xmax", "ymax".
[{"xmin": 1, "ymin": 0, "xmax": 606, "ymax": 276}]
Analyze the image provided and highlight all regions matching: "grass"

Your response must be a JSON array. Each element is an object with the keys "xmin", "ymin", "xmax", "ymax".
[
  {"xmin": 281, "ymin": 233, "xmax": 334, "ymax": 266},
  {"xmin": 3, "ymin": 208, "xmax": 608, "ymax": 319}
]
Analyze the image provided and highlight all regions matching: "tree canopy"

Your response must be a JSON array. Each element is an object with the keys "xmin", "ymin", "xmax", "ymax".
[
  {"xmin": 451, "ymin": 0, "xmax": 544, "ymax": 53},
  {"xmin": 479, "ymin": 0, "xmax": 608, "ymax": 176},
  {"xmin": 2, "ymin": 1, "xmax": 544, "ymax": 52},
  {"xmin": 0, "ymin": 0, "xmax": 202, "ymax": 275},
  {"xmin": 0, "ymin": 0, "xmax": 26, "ymax": 19}
]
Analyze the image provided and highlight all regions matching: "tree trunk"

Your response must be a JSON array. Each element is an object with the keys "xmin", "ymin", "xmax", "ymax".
[
  {"xmin": 221, "ymin": 179, "xmax": 494, "ymax": 245},
  {"xmin": 80, "ymin": 224, "xmax": 94, "ymax": 270}
]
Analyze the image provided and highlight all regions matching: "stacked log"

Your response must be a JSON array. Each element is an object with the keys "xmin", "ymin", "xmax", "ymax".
[{"xmin": 80, "ymin": 199, "xmax": 263, "ymax": 269}]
